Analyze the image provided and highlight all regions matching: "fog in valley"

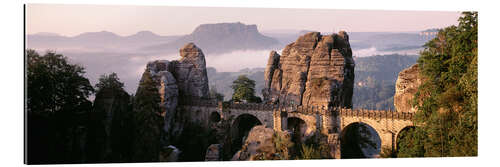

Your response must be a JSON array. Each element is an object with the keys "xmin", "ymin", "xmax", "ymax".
[{"xmin": 26, "ymin": 30, "xmax": 429, "ymax": 95}]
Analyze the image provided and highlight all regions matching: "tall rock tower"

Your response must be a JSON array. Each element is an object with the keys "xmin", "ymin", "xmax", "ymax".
[
  {"xmin": 141, "ymin": 43, "xmax": 210, "ymax": 141},
  {"xmin": 262, "ymin": 32, "xmax": 355, "ymax": 108}
]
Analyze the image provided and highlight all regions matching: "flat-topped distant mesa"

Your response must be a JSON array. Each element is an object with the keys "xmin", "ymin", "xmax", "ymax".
[{"xmin": 144, "ymin": 22, "xmax": 280, "ymax": 54}]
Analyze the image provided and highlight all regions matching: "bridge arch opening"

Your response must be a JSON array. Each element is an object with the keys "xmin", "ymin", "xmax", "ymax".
[
  {"xmin": 209, "ymin": 112, "xmax": 221, "ymax": 123},
  {"xmin": 287, "ymin": 117, "xmax": 307, "ymax": 144},
  {"xmin": 230, "ymin": 114, "xmax": 262, "ymax": 154},
  {"xmin": 396, "ymin": 126, "xmax": 424, "ymax": 157},
  {"xmin": 340, "ymin": 122, "xmax": 381, "ymax": 159}
]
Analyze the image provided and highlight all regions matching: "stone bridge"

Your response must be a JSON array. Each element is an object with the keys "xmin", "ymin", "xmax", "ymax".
[{"xmin": 178, "ymin": 99, "xmax": 415, "ymax": 159}]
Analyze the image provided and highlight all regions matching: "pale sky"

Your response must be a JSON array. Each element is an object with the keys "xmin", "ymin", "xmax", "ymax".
[{"xmin": 26, "ymin": 4, "xmax": 461, "ymax": 36}]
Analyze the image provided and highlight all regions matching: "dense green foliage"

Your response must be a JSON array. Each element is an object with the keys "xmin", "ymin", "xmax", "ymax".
[
  {"xmin": 132, "ymin": 70, "xmax": 164, "ymax": 162},
  {"xmin": 95, "ymin": 73, "xmax": 125, "ymax": 92},
  {"xmin": 395, "ymin": 127, "xmax": 426, "ymax": 157},
  {"xmin": 397, "ymin": 12, "xmax": 478, "ymax": 157},
  {"xmin": 87, "ymin": 73, "xmax": 134, "ymax": 162},
  {"xmin": 27, "ymin": 50, "xmax": 94, "ymax": 164},
  {"xmin": 272, "ymin": 132, "xmax": 294, "ymax": 160},
  {"xmin": 353, "ymin": 54, "xmax": 419, "ymax": 110},
  {"xmin": 231, "ymin": 75, "xmax": 262, "ymax": 103}
]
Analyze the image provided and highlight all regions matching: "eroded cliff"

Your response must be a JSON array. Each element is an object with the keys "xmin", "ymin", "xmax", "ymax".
[
  {"xmin": 262, "ymin": 31, "xmax": 355, "ymax": 108},
  {"xmin": 394, "ymin": 64, "xmax": 421, "ymax": 113},
  {"xmin": 142, "ymin": 43, "xmax": 210, "ymax": 144}
]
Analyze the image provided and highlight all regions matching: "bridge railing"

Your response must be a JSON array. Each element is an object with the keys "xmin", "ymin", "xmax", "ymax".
[
  {"xmin": 336, "ymin": 108, "xmax": 414, "ymax": 120},
  {"xmin": 177, "ymin": 99, "xmax": 414, "ymax": 120},
  {"xmin": 227, "ymin": 103, "xmax": 275, "ymax": 111}
]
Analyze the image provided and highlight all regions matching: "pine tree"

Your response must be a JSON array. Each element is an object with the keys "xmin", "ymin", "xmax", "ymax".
[
  {"xmin": 231, "ymin": 75, "xmax": 262, "ymax": 103},
  {"xmin": 132, "ymin": 70, "xmax": 164, "ymax": 162}
]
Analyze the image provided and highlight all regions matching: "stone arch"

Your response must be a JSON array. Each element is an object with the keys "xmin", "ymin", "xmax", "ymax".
[
  {"xmin": 395, "ymin": 125, "xmax": 417, "ymax": 152},
  {"xmin": 286, "ymin": 113, "xmax": 318, "ymax": 138},
  {"xmin": 230, "ymin": 113, "xmax": 263, "ymax": 154},
  {"xmin": 340, "ymin": 122, "xmax": 382, "ymax": 159},
  {"xmin": 287, "ymin": 117, "xmax": 307, "ymax": 144}
]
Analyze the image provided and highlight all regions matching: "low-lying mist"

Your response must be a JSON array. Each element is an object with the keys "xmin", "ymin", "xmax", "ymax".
[
  {"xmin": 30, "ymin": 48, "xmax": 281, "ymax": 95},
  {"xmin": 352, "ymin": 47, "xmax": 421, "ymax": 57},
  {"xmin": 29, "ymin": 46, "xmax": 417, "ymax": 97}
]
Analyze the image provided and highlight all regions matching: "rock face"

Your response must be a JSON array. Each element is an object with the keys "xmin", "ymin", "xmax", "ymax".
[
  {"xmin": 172, "ymin": 43, "xmax": 210, "ymax": 100},
  {"xmin": 262, "ymin": 31, "xmax": 355, "ymax": 108},
  {"xmin": 231, "ymin": 125, "xmax": 276, "ymax": 160},
  {"xmin": 205, "ymin": 144, "xmax": 222, "ymax": 161},
  {"xmin": 159, "ymin": 145, "xmax": 181, "ymax": 162},
  {"xmin": 92, "ymin": 87, "xmax": 132, "ymax": 161},
  {"xmin": 146, "ymin": 60, "xmax": 179, "ymax": 132},
  {"xmin": 394, "ymin": 64, "xmax": 421, "ymax": 113},
  {"xmin": 142, "ymin": 43, "xmax": 210, "ymax": 139}
]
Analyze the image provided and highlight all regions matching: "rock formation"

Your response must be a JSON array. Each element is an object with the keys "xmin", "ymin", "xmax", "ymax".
[
  {"xmin": 171, "ymin": 43, "xmax": 210, "ymax": 100},
  {"xmin": 145, "ymin": 22, "xmax": 280, "ymax": 54},
  {"xmin": 262, "ymin": 31, "xmax": 355, "ymax": 108},
  {"xmin": 159, "ymin": 145, "xmax": 181, "ymax": 162},
  {"xmin": 231, "ymin": 125, "xmax": 276, "ymax": 160},
  {"xmin": 142, "ymin": 43, "xmax": 210, "ymax": 138},
  {"xmin": 205, "ymin": 144, "xmax": 222, "ymax": 161},
  {"xmin": 394, "ymin": 64, "xmax": 421, "ymax": 113},
  {"xmin": 92, "ymin": 86, "xmax": 132, "ymax": 161},
  {"xmin": 145, "ymin": 60, "xmax": 179, "ymax": 133}
]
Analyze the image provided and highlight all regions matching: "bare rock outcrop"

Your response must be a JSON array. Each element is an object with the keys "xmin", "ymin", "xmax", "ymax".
[
  {"xmin": 159, "ymin": 145, "xmax": 181, "ymax": 162},
  {"xmin": 171, "ymin": 43, "xmax": 210, "ymax": 100},
  {"xmin": 146, "ymin": 60, "xmax": 179, "ymax": 132},
  {"xmin": 231, "ymin": 125, "xmax": 276, "ymax": 160},
  {"xmin": 394, "ymin": 64, "xmax": 421, "ymax": 113},
  {"xmin": 141, "ymin": 43, "xmax": 210, "ymax": 143},
  {"xmin": 262, "ymin": 31, "xmax": 355, "ymax": 108},
  {"xmin": 205, "ymin": 144, "xmax": 222, "ymax": 161}
]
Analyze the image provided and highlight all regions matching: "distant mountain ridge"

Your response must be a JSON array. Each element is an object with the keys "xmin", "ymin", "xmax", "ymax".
[
  {"xmin": 143, "ymin": 22, "xmax": 280, "ymax": 54},
  {"xmin": 27, "ymin": 30, "xmax": 179, "ymax": 52}
]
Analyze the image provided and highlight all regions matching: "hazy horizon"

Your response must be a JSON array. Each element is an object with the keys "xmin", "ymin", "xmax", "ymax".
[
  {"xmin": 27, "ymin": 4, "xmax": 461, "ymax": 37},
  {"xmin": 26, "ymin": 4, "xmax": 461, "ymax": 94}
]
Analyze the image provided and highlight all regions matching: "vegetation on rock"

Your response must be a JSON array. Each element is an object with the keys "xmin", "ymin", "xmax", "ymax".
[
  {"xmin": 88, "ymin": 72, "xmax": 134, "ymax": 162},
  {"xmin": 132, "ymin": 70, "xmax": 164, "ymax": 162},
  {"xmin": 397, "ymin": 11, "xmax": 478, "ymax": 157}
]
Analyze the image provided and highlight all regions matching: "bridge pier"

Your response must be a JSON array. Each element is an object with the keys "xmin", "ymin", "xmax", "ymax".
[
  {"xmin": 272, "ymin": 110, "xmax": 289, "ymax": 131},
  {"xmin": 380, "ymin": 131, "xmax": 396, "ymax": 154}
]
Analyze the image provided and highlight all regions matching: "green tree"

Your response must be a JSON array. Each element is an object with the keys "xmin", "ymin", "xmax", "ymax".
[
  {"xmin": 396, "ymin": 127, "xmax": 426, "ymax": 157},
  {"xmin": 26, "ymin": 50, "xmax": 94, "ymax": 164},
  {"xmin": 230, "ymin": 75, "xmax": 262, "ymax": 103},
  {"xmin": 88, "ymin": 73, "xmax": 133, "ymax": 162},
  {"xmin": 95, "ymin": 73, "xmax": 125, "ymax": 92},
  {"xmin": 397, "ymin": 11, "xmax": 478, "ymax": 157},
  {"xmin": 132, "ymin": 70, "xmax": 164, "ymax": 162}
]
